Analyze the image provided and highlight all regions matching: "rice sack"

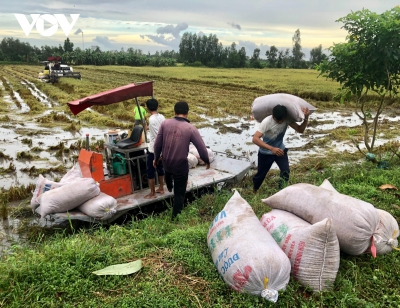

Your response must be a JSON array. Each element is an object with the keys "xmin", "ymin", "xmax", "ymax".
[
  {"xmin": 262, "ymin": 183, "xmax": 379, "ymax": 256},
  {"xmin": 261, "ymin": 209, "xmax": 340, "ymax": 291},
  {"xmin": 252, "ymin": 93, "xmax": 317, "ymax": 123},
  {"xmin": 207, "ymin": 190, "xmax": 291, "ymax": 303}
]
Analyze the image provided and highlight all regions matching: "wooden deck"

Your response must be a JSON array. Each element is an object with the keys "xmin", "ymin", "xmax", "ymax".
[{"xmin": 36, "ymin": 155, "xmax": 252, "ymax": 224}]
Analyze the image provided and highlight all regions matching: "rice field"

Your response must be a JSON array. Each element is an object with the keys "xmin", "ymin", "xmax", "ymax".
[{"xmin": 3, "ymin": 64, "xmax": 343, "ymax": 123}]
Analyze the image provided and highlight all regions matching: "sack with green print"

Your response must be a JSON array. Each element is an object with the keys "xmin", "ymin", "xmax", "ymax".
[
  {"xmin": 263, "ymin": 183, "xmax": 379, "ymax": 256},
  {"xmin": 261, "ymin": 209, "xmax": 340, "ymax": 291}
]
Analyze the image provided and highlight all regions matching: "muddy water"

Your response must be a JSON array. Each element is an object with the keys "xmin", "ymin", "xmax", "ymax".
[
  {"xmin": 198, "ymin": 111, "xmax": 400, "ymax": 166},
  {"xmin": 1, "ymin": 108, "xmax": 400, "ymax": 188},
  {"xmin": 20, "ymin": 79, "xmax": 56, "ymax": 107},
  {"xmin": 1, "ymin": 78, "xmax": 400, "ymax": 253},
  {"xmin": 0, "ymin": 217, "xmax": 22, "ymax": 254},
  {"xmin": 2, "ymin": 77, "xmax": 30, "ymax": 113}
]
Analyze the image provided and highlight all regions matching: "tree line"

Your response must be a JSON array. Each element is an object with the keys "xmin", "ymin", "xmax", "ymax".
[
  {"xmin": 179, "ymin": 29, "xmax": 326, "ymax": 68},
  {"xmin": 0, "ymin": 29, "xmax": 327, "ymax": 68},
  {"xmin": 0, "ymin": 37, "xmax": 178, "ymax": 67}
]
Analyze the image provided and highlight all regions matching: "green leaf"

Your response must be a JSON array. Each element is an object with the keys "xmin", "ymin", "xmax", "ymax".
[{"xmin": 92, "ymin": 260, "xmax": 143, "ymax": 276}]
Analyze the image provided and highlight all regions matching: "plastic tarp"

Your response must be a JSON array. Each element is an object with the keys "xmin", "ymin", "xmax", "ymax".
[{"xmin": 67, "ymin": 81, "xmax": 153, "ymax": 115}]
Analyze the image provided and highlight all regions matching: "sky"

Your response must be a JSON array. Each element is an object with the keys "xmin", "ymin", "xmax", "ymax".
[{"xmin": 1, "ymin": 1, "xmax": 399, "ymax": 59}]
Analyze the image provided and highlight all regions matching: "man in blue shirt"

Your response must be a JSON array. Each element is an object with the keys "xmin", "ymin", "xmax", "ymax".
[{"xmin": 252, "ymin": 104, "xmax": 310, "ymax": 193}]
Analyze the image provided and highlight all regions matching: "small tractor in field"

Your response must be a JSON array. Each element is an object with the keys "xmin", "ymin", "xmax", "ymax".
[{"xmin": 38, "ymin": 56, "xmax": 81, "ymax": 83}]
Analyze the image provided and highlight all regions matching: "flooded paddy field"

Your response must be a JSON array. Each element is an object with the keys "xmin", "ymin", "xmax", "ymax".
[{"xmin": 1, "ymin": 64, "xmax": 400, "ymax": 253}]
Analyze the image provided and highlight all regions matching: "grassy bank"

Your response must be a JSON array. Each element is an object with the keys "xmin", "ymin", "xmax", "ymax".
[{"xmin": 1, "ymin": 155, "xmax": 399, "ymax": 307}]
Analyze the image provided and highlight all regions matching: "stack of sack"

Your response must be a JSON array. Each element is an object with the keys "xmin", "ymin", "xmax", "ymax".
[
  {"xmin": 262, "ymin": 180, "xmax": 399, "ymax": 257},
  {"xmin": 188, "ymin": 143, "xmax": 215, "ymax": 169},
  {"xmin": 30, "ymin": 164, "xmax": 118, "ymax": 220},
  {"xmin": 207, "ymin": 181, "xmax": 399, "ymax": 301}
]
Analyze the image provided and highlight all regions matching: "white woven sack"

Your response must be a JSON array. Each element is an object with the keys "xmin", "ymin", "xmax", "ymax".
[
  {"xmin": 77, "ymin": 192, "xmax": 117, "ymax": 220},
  {"xmin": 373, "ymin": 209, "xmax": 399, "ymax": 255},
  {"xmin": 189, "ymin": 144, "xmax": 214, "ymax": 165},
  {"xmin": 319, "ymin": 179, "xmax": 399, "ymax": 255},
  {"xmin": 207, "ymin": 190, "xmax": 291, "ymax": 303},
  {"xmin": 39, "ymin": 178, "xmax": 100, "ymax": 218},
  {"xmin": 260, "ymin": 209, "xmax": 340, "ymax": 291},
  {"xmin": 60, "ymin": 163, "xmax": 82, "ymax": 183},
  {"xmin": 187, "ymin": 153, "xmax": 198, "ymax": 169},
  {"xmin": 252, "ymin": 93, "xmax": 317, "ymax": 123},
  {"xmin": 319, "ymin": 178, "xmax": 337, "ymax": 192},
  {"xmin": 262, "ymin": 183, "xmax": 380, "ymax": 256},
  {"xmin": 30, "ymin": 174, "xmax": 65, "ymax": 210}
]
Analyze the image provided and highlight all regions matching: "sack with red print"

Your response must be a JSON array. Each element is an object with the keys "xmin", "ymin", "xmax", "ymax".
[
  {"xmin": 261, "ymin": 209, "xmax": 340, "ymax": 291},
  {"xmin": 319, "ymin": 179, "xmax": 399, "ymax": 255},
  {"xmin": 207, "ymin": 190, "xmax": 291, "ymax": 303}
]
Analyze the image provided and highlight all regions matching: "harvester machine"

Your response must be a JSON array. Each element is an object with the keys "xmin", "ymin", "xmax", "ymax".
[{"xmin": 39, "ymin": 56, "xmax": 81, "ymax": 83}]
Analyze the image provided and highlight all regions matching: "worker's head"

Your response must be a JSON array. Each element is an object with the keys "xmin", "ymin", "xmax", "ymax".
[
  {"xmin": 146, "ymin": 98, "xmax": 159, "ymax": 111},
  {"xmin": 272, "ymin": 105, "xmax": 288, "ymax": 123},
  {"xmin": 174, "ymin": 101, "xmax": 189, "ymax": 115},
  {"xmin": 140, "ymin": 102, "xmax": 145, "ymax": 107}
]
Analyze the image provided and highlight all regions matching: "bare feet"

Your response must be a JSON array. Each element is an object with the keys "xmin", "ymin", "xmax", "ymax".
[
  {"xmin": 144, "ymin": 193, "xmax": 157, "ymax": 199},
  {"xmin": 155, "ymin": 189, "xmax": 165, "ymax": 194}
]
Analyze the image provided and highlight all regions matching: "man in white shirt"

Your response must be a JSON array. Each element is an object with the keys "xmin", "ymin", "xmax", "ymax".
[
  {"xmin": 144, "ymin": 98, "xmax": 166, "ymax": 199},
  {"xmin": 252, "ymin": 104, "xmax": 310, "ymax": 193}
]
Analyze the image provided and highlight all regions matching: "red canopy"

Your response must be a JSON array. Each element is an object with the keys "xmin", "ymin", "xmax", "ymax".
[
  {"xmin": 68, "ymin": 81, "xmax": 153, "ymax": 115},
  {"xmin": 47, "ymin": 56, "xmax": 61, "ymax": 62}
]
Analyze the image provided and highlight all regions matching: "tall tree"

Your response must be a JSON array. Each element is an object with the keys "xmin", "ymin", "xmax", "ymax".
[
  {"xmin": 265, "ymin": 45, "xmax": 278, "ymax": 68},
  {"xmin": 238, "ymin": 47, "xmax": 247, "ymax": 67},
  {"xmin": 250, "ymin": 48, "xmax": 262, "ymax": 68},
  {"xmin": 309, "ymin": 44, "xmax": 327, "ymax": 67},
  {"xmin": 292, "ymin": 29, "xmax": 304, "ymax": 68},
  {"xmin": 226, "ymin": 42, "xmax": 239, "ymax": 67},
  {"xmin": 63, "ymin": 38, "xmax": 74, "ymax": 53},
  {"xmin": 318, "ymin": 7, "xmax": 400, "ymax": 153}
]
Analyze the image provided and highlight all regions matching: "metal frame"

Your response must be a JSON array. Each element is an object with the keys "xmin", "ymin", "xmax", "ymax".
[{"xmin": 105, "ymin": 142, "xmax": 149, "ymax": 193}]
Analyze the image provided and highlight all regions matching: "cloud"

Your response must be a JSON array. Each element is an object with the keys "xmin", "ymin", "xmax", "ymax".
[
  {"xmin": 156, "ymin": 22, "xmax": 188, "ymax": 39},
  {"xmin": 92, "ymin": 36, "xmax": 115, "ymax": 48},
  {"xmin": 142, "ymin": 22, "xmax": 188, "ymax": 49},
  {"xmin": 145, "ymin": 34, "xmax": 180, "ymax": 48},
  {"xmin": 74, "ymin": 28, "xmax": 83, "ymax": 35},
  {"xmin": 237, "ymin": 40, "xmax": 269, "ymax": 57},
  {"xmin": 140, "ymin": 35, "xmax": 145, "ymax": 39},
  {"xmin": 227, "ymin": 22, "xmax": 241, "ymax": 30}
]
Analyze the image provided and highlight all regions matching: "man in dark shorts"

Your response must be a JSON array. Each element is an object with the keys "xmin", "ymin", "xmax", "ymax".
[{"xmin": 252, "ymin": 104, "xmax": 310, "ymax": 192}]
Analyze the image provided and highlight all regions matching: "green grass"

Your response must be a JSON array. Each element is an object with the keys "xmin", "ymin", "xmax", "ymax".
[{"xmin": 1, "ymin": 157, "xmax": 399, "ymax": 307}]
